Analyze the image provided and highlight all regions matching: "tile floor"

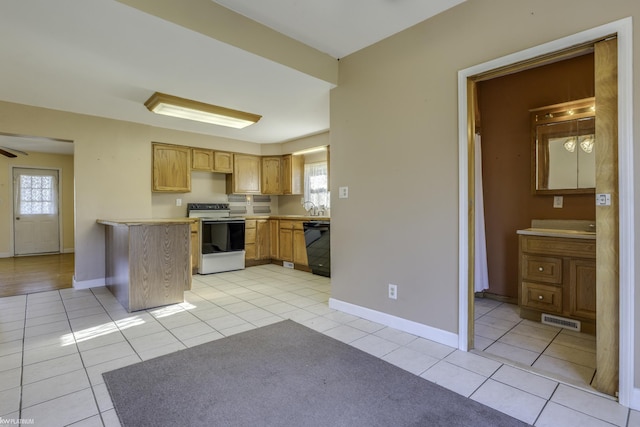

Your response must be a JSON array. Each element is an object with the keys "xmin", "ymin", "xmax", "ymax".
[
  {"xmin": 474, "ymin": 297, "xmax": 598, "ymax": 389},
  {"xmin": 0, "ymin": 264, "xmax": 636, "ymax": 427}
]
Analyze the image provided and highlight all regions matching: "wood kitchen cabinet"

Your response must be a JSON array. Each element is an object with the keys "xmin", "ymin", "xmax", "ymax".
[
  {"xmin": 278, "ymin": 220, "xmax": 307, "ymax": 266},
  {"xmin": 518, "ymin": 233, "xmax": 596, "ymax": 333},
  {"xmin": 226, "ymin": 154, "xmax": 261, "ymax": 194},
  {"xmin": 282, "ymin": 154, "xmax": 304, "ymax": 195},
  {"xmin": 190, "ymin": 220, "xmax": 199, "ymax": 273},
  {"xmin": 213, "ymin": 151, "xmax": 233, "ymax": 173},
  {"xmin": 269, "ymin": 220, "xmax": 279, "ymax": 259},
  {"xmin": 152, "ymin": 143, "xmax": 191, "ymax": 192},
  {"xmin": 293, "ymin": 223, "xmax": 308, "ymax": 266},
  {"xmin": 245, "ymin": 219, "xmax": 270, "ymax": 264},
  {"xmin": 245, "ymin": 220, "xmax": 257, "ymax": 260},
  {"xmin": 261, "ymin": 157, "xmax": 282, "ymax": 195},
  {"xmin": 192, "ymin": 148, "xmax": 213, "ymax": 171}
]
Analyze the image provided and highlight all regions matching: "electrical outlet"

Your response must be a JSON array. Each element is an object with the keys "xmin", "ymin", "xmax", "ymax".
[
  {"xmin": 388, "ymin": 284, "xmax": 397, "ymax": 300},
  {"xmin": 553, "ymin": 196, "xmax": 563, "ymax": 208},
  {"xmin": 175, "ymin": 198, "xmax": 182, "ymax": 207},
  {"xmin": 339, "ymin": 186, "xmax": 349, "ymax": 199}
]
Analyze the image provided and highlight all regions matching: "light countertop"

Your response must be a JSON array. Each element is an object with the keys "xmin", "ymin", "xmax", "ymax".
[
  {"xmin": 517, "ymin": 228, "xmax": 595, "ymax": 240},
  {"xmin": 97, "ymin": 218, "xmax": 196, "ymax": 227}
]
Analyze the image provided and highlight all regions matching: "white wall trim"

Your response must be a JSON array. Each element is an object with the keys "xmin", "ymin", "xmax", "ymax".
[
  {"xmin": 457, "ymin": 17, "xmax": 635, "ymax": 408},
  {"xmin": 329, "ymin": 298, "xmax": 459, "ymax": 348},
  {"xmin": 72, "ymin": 276, "xmax": 105, "ymax": 290}
]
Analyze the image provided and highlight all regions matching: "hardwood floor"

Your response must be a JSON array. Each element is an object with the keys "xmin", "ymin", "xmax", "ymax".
[{"xmin": 0, "ymin": 253, "xmax": 74, "ymax": 297}]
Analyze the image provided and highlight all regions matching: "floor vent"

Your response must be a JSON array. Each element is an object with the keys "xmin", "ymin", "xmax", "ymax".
[{"xmin": 541, "ymin": 313, "xmax": 581, "ymax": 332}]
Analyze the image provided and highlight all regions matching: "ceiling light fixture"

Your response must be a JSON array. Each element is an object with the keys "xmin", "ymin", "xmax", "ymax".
[{"xmin": 144, "ymin": 92, "xmax": 261, "ymax": 129}]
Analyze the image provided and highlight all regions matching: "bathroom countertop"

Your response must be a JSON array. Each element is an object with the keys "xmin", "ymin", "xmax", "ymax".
[{"xmin": 517, "ymin": 227, "xmax": 595, "ymax": 240}]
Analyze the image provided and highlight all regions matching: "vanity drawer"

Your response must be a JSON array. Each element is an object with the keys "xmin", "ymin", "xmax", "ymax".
[
  {"xmin": 522, "ymin": 254, "xmax": 562, "ymax": 284},
  {"xmin": 521, "ymin": 282, "xmax": 562, "ymax": 313}
]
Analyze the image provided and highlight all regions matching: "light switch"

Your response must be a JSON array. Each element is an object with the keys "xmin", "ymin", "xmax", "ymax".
[
  {"xmin": 176, "ymin": 198, "xmax": 182, "ymax": 207},
  {"xmin": 339, "ymin": 186, "xmax": 349, "ymax": 199},
  {"xmin": 596, "ymin": 193, "xmax": 612, "ymax": 206}
]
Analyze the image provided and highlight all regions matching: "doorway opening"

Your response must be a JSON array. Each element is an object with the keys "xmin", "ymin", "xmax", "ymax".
[
  {"xmin": 1, "ymin": 133, "xmax": 75, "ymax": 296},
  {"xmin": 457, "ymin": 18, "xmax": 634, "ymax": 406},
  {"xmin": 13, "ymin": 167, "xmax": 61, "ymax": 255}
]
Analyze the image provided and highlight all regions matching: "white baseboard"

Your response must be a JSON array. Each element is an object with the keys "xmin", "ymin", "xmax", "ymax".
[
  {"xmin": 73, "ymin": 276, "xmax": 105, "ymax": 290},
  {"xmin": 328, "ymin": 298, "xmax": 459, "ymax": 348},
  {"xmin": 0, "ymin": 252, "xmax": 11, "ymax": 258}
]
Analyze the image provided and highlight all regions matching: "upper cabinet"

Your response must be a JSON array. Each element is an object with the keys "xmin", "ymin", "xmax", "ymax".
[
  {"xmin": 226, "ymin": 154, "xmax": 261, "ymax": 194},
  {"xmin": 192, "ymin": 148, "xmax": 233, "ymax": 173},
  {"xmin": 261, "ymin": 156, "xmax": 282, "ymax": 195},
  {"xmin": 192, "ymin": 148, "xmax": 213, "ymax": 171},
  {"xmin": 152, "ymin": 143, "xmax": 191, "ymax": 192},
  {"xmin": 282, "ymin": 154, "xmax": 304, "ymax": 195},
  {"xmin": 213, "ymin": 151, "xmax": 233, "ymax": 173}
]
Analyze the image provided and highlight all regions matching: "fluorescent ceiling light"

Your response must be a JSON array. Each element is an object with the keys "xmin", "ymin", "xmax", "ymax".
[{"xmin": 144, "ymin": 92, "xmax": 261, "ymax": 129}]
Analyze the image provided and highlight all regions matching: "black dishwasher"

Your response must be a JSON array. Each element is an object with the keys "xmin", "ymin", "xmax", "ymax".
[{"xmin": 303, "ymin": 221, "xmax": 330, "ymax": 277}]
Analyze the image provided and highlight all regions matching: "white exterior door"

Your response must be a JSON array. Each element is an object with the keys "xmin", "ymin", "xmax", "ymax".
[{"xmin": 13, "ymin": 168, "xmax": 60, "ymax": 255}]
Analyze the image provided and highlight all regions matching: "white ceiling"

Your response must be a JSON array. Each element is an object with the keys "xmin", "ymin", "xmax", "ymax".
[{"xmin": 0, "ymin": 0, "xmax": 464, "ymax": 155}]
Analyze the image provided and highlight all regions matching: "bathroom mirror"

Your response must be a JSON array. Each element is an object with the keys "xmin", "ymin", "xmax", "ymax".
[{"xmin": 530, "ymin": 97, "xmax": 596, "ymax": 195}]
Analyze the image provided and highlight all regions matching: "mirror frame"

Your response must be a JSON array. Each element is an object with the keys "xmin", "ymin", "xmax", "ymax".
[{"xmin": 530, "ymin": 97, "xmax": 596, "ymax": 195}]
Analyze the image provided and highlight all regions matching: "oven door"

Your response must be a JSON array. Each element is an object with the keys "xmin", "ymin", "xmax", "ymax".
[
  {"xmin": 200, "ymin": 219, "xmax": 245, "ymax": 254},
  {"xmin": 198, "ymin": 219, "xmax": 246, "ymax": 274}
]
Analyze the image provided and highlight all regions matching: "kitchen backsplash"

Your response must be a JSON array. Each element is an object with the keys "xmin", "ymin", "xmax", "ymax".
[{"xmin": 228, "ymin": 194, "xmax": 272, "ymax": 216}]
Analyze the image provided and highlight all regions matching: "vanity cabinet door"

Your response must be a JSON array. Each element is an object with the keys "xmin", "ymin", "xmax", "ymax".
[{"xmin": 569, "ymin": 259, "xmax": 597, "ymax": 320}]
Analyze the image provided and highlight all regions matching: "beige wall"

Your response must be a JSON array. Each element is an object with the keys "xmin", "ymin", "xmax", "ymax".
[
  {"xmin": 0, "ymin": 151, "xmax": 74, "ymax": 255},
  {"xmin": 329, "ymin": 0, "xmax": 640, "ymax": 388}
]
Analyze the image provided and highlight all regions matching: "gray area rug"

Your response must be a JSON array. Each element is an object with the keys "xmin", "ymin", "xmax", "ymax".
[{"xmin": 103, "ymin": 320, "xmax": 530, "ymax": 427}]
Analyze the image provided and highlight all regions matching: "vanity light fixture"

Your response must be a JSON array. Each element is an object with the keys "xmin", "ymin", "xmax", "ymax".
[
  {"xmin": 563, "ymin": 138, "xmax": 576, "ymax": 152},
  {"xmin": 144, "ymin": 92, "xmax": 261, "ymax": 129},
  {"xmin": 579, "ymin": 135, "xmax": 594, "ymax": 153}
]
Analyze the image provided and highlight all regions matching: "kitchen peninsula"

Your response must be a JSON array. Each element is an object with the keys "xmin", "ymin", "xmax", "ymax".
[{"xmin": 97, "ymin": 218, "xmax": 193, "ymax": 312}]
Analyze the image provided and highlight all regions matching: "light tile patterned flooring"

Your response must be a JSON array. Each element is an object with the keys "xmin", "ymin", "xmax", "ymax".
[
  {"xmin": 0, "ymin": 265, "xmax": 636, "ymax": 427},
  {"xmin": 474, "ymin": 297, "xmax": 598, "ymax": 389}
]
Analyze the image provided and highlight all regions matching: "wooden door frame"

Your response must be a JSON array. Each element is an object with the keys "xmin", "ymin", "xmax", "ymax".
[{"xmin": 457, "ymin": 18, "xmax": 634, "ymax": 407}]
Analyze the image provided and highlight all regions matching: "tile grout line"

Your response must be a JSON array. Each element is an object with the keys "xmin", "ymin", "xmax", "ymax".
[{"xmin": 63, "ymin": 289, "xmax": 106, "ymax": 427}]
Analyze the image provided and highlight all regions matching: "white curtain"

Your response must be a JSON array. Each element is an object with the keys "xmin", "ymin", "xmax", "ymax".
[
  {"xmin": 304, "ymin": 162, "xmax": 329, "ymax": 209},
  {"xmin": 474, "ymin": 134, "xmax": 490, "ymax": 292}
]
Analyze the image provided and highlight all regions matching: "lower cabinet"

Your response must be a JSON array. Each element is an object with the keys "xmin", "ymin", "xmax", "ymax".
[
  {"xmin": 269, "ymin": 220, "xmax": 279, "ymax": 259},
  {"xmin": 278, "ymin": 220, "xmax": 307, "ymax": 266},
  {"xmin": 245, "ymin": 219, "xmax": 270, "ymax": 263},
  {"xmin": 190, "ymin": 221, "xmax": 199, "ymax": 274},
  {"xmin": 518, "ymin": 234, "xmax": 596, "ymax": 333},
  {"xmin": 245, "ymin": 220, "xmax": 257, "ymax": 260},
  {"xmin": 293, "ymin": 225, "xmax": 308, "ymax": 266}
]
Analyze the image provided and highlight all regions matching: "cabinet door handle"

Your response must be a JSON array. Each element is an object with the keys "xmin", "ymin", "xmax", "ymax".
[
  {"xmin": 538, "ymin": 267, "xmax": 544, "ymax": 272},
  {"xmin": 538, "ymin": 295, "xmax": 544, "ymax": 300}
]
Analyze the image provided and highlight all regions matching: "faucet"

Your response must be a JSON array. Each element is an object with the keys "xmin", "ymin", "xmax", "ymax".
[{"xmin": 302, "ymin": 200, "xmax": 317, "ymax": 216}]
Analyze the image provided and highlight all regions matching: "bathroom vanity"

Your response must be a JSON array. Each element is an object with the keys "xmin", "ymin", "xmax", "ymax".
[{"xmin": 517, "ymin": 222, "xmax": 596, "ymax": 334}]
